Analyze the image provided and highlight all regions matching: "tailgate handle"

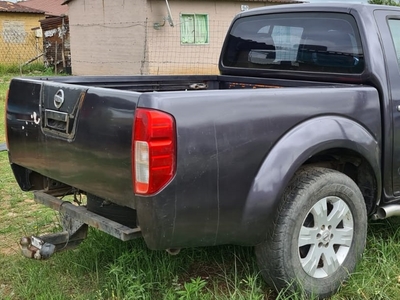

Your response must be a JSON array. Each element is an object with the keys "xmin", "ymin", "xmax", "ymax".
[
  {"xmin": 44, "ymin": 110, "xmax": 70, "ymax": 133},
  {"xmin": 42, "ymin": 91, "xmax": 86, "ymax": 139}
]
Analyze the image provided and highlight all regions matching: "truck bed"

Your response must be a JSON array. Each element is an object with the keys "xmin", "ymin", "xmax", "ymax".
[
  {"xmin": 36, "ymin": 74, "xmax": 335, "ymax": 91},
  {"xmin": 6, "ymin": 74, "xmax": 355, "ymax": 209}
]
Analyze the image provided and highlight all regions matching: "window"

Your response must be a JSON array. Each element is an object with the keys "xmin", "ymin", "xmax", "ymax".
[
  {"xmin": 388, "ymin": 19, "xmax": 400, "ymax": 68},
  {"xmin": 180, "ymin": 14, "xmax": 209, "ymax": 45},
  {"xmin": 271, "ymin": 26, "xmax": 303, "ymax": 61},
  {"xmin": 222, "ymin": 12, "xmax": 364, "ymax": 74},
  {"xmin": 2, "ymin": 21, "xmax": 26, "ymax": 44}
]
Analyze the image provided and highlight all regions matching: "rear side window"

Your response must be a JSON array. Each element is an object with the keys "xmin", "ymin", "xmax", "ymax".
[
  {"xmin": 222, "ymin": 12, "xmax": 364, "ymax": 74},
  {"xmin": 388, "ymin": 19, "xmax": 400, "ymax": 68}
]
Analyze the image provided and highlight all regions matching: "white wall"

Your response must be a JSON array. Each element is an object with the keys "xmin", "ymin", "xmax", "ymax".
[
  {"xmin": 146, "ymin": 1, "xmax": 278, "ymax": 74},
  {"xmin": 68, "ymin": 0, "xmax": 147, "ymax": 75},
  {"xmin": 67, "ymin": 0, "xmax": 286, "ymax": 75}
]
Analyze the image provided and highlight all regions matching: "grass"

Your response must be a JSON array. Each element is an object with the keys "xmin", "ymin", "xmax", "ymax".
[
  {"xmin": 0, "ymin": 62, "xmax": 54, "ymax": 77},
  {"xmin": 1, "ymin": 69, "xmax": 400, "ymax": 299}
]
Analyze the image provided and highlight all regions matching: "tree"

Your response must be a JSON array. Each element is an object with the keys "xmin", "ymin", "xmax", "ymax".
[{"xmin": 369, "ymin": 0, "xmax": 400, "ymax": 6}]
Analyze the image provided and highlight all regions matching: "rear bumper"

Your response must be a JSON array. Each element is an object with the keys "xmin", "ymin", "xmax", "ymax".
[{"xmin": 33, "ymin": 191, "xmax": 141, "ymax": 241}]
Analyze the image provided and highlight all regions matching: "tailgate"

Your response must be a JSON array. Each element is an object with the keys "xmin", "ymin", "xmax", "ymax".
[{"xmin": 7, "ymin": 78, "xmax": 140, "ymax": 208}]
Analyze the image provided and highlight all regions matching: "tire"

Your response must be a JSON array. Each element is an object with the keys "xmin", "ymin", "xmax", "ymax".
[
  {"xmin": 255, "ymin": 167, "xmax": 367, "ymax": 299},
  {"xmin": 86, "ymin": 194, "xmax": 137, "ymax": 228}
]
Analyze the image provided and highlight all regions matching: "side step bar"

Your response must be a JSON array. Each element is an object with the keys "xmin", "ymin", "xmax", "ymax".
[{"xmin": 33, "ymin": 191, "xmax": 141, "ymax": 241}]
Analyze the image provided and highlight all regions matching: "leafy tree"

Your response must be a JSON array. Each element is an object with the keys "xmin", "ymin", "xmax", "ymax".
[{"xmin": 369, "ymin": 0, "xmax": 400, "ymax": 6}]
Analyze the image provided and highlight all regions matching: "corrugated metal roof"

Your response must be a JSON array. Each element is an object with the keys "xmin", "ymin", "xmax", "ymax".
[
  {"xmin": 40, "ymin": 15, "xmax": 68, "ymax": 29},
  {"xmin": 0, "ymin": 1, "xmax": 45, "ymax": 14},
  {"xmin": 18, "ymin": 0, "xmax": 68, "ymax": 16}
]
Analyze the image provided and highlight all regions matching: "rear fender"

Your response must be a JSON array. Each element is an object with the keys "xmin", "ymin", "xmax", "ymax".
[{"xmin": 242, "ymin": 116, "xmax": 381, "ymax": 244}]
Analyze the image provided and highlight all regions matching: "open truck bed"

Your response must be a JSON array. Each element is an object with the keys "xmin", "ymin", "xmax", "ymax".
[{"xmin": 7, "ymin": 74, "xmax": 338, "ymax": 209}]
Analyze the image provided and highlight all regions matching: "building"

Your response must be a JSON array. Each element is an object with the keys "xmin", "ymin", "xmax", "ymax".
[
  {"xmin": 63, "ymin": 0, "xmax": 303, "ymax": 75},
  {"xmin": 18, "ymin": 0, "xmax": 68, "ymax": 16},
  {"xmin": 18, "ymin": 0, "xmax": 70, "ymax": 73},
  {"xmin": 0, "ymin": 1, "xmax": 44, "ymax": 65}
]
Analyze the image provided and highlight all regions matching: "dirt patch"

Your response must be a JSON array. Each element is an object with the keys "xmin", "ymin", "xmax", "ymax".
[
  {"xmin": 0, "ymin": 283, "xmax": 15, "ymax": 299},
  {"xmin": 1, "ymin": 215, "xmax": 33, "ymax": 256},
  {"xmin": 1, "ymin": 195, "xmax": 11, "ymax": 202},
  {"xmin": 0, "ymin": 237, "xmax": 20, "ymax": 256},
  {"xmin": 182, "ymin": 261, "xmax": 225, "ymax": 282}
]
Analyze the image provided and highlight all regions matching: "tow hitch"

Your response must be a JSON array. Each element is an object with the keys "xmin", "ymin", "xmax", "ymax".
[
  {"xmin": 19, "ymin": 190, "xmax": 141, "ymax": 259},
  {"xmin": 19, "ymin": 212, "xmax": 88, "ymax": 260}
]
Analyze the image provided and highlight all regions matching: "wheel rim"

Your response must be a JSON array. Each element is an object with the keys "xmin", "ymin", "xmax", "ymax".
[{"xmin": 298, "ymin": 196, "xmax": 354, "ymax": 278}]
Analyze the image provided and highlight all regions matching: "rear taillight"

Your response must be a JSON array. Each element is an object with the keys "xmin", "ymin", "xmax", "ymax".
[{"xmin": 132, "ymin": 108, "xmax": 176, "ymax": 195}]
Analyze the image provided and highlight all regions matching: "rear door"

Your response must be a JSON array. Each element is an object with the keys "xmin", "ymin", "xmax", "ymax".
[{"xmin": 374, "ymin": 10, "xmax": 400, "ymax": 195}]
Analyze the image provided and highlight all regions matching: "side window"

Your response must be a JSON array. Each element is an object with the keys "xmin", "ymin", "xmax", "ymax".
[
  {"xmin": 388, "ymin": 19, "xmax": 400, "ymax": 67},
  {"xmin": 3, "ymin": 21, "xmax": 26, "ymax": 44},
  {"xmin": 180, "ymin": 14, "xmax": 209, "ymax": 45}
]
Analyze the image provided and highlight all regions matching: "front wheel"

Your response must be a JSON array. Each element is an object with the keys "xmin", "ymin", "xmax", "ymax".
[{"xmin": 255, "ymin": 167, "xmax": 367, "ymax": 299}]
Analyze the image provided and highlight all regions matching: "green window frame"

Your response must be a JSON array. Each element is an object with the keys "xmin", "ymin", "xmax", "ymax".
[{"xmin": 180, "ymin": 14, "xmax": 209, "ymax": 45}]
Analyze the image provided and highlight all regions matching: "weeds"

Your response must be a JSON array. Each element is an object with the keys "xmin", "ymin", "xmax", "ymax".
[
  {"xmin": 0, "ymin": 62, "xmax": 54, "ymax": 76},
  {"xmin": 175, "ymin": 277, "xmax": 208, "ymax": 299}
]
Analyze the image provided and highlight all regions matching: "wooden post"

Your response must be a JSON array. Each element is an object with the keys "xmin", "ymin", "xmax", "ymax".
[
  {"xmin": 61, "ymin": 16, "xmax": 66, "ymax": 71},
  {"xmin": 55, "ymin": 41, "xmax": 58, "ymax": 75}
]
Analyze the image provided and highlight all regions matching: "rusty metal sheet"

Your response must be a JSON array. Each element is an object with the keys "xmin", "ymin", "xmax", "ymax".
[{"xmin": 40, "ymin": 16, "xmax": 71, "ymax": 73}]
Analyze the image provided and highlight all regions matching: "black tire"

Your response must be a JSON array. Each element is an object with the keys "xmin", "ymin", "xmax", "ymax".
[
  {"xmin": 86, "ymin": 194, "xmax": 137, "ymax": 228},
  {"xmin": 255, "ymin": 167, "xmax": 367, "ymax": 299}
]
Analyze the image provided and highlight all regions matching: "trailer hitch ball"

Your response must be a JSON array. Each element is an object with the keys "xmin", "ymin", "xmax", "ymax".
[
  {"xmin": 20, "ymin": 237, "xmax": 37, "ymax": 259},
  {"xmin": 19, "ymin": 236, "xmax": 56, "ymax": 260},
  {"xmin": 166, "ymin": 248, "xmax": 181, "ymax": 255}
]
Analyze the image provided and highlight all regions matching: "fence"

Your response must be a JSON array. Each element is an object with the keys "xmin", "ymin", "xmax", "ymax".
[
  {"xmin": 146, "ymin": 19, "xmax": 229, "ymax": 75},
  {"xmin": 0, "ymin": 30, "xmax": 43, "ymax": 67},
  {"xmin": 66, "ymin": 19, "xmax": 232, "ymax": 76},
  {"xmin": 0, "ymin": 19, "xmax": 232, "ymax": 75}
]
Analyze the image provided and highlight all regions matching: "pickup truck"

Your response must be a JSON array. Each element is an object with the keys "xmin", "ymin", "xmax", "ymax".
[{"xmin": 6, "ymin": 2, "xmax": 400, "ymax": 298}]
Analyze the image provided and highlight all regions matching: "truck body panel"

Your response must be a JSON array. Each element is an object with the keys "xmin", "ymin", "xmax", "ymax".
[
  {"xmin": 7, "ymin": 79, "xmax": 140, "ymax": 207},
  {"xmin": 7, "ymin": 74, "xmax": 365, "ymax": 210},
  {"xmin": 7, "ymin": 75, "xmax": 381, "ymax": 248},
  {"xmin": 135, "ymin": 86, "xmax": 381, "ymax": 249}
]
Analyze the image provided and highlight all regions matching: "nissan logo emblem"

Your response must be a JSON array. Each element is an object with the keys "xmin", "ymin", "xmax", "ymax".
[{"xmin": 54, "ymin": 89, "xmax": 64, "ymax": 109}]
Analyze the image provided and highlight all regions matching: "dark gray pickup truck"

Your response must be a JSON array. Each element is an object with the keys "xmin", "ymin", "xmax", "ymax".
[{"xmin": 7, "ymin": 2, "xmax": 400, "ymax": 298}]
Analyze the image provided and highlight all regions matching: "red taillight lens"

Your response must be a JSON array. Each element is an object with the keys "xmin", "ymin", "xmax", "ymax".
[{"xmin": 133, "ymin": 108, "xmax": 176, "ymax": 195}]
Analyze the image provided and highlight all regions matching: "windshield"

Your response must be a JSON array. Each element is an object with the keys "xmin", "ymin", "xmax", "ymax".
[{"xmin": 222, "ymin": 12, "xmax": 364, "ymax": 74}]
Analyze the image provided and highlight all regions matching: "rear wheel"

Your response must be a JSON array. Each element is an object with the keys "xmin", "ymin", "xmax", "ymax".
[{"xmin": 255, "ymin": 167, "xmax": 367, "ymax": 298}]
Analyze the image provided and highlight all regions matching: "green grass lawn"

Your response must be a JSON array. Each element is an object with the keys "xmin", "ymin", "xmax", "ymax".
[{"xmin": 1, "ymin": 71, "xmax": 400, "ymax": 299}]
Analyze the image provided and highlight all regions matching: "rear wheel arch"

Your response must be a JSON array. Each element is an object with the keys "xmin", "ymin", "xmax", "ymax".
[
  {"xmin": 242, "ymin": 116, "xmax": 380, "ymax": 244},
  {"xmin": 303, "ymin": 148, "xmax": 379, "ymax": 215}
]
